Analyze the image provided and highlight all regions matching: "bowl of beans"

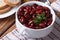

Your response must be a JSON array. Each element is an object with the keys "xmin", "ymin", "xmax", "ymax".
[{"xmin": 16, "ymin": 1, "xmax": 55, "ymax": 38}]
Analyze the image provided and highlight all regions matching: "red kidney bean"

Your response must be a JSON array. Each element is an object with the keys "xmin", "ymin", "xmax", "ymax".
[
  {"xmin": 44, "ymin": 7, "xmax": 49, "ymax": 11},
  {"xmin": 23, "ymin": 24, "xmax": 28, "ymax": 27},
  {"xmin": 28, "ymin": 20, "xmax": 33, "ymax": 25},
  {"xmin": 45, "ymin": 11, "xmax": 49, "ymax": 14},
  {"xmin": 35, "ymin": 26, "xmax": 41, "ymax": 29},
  {"xmin": 48, "ymin": 18, "xmax": 52, "ymax": 21},
  {"xmin": 29, "ymin": 23, "xmax": 34, "ymax": 28},
  {"xmin": 32, "ymin": 4, "xmax": 37, "ymax": 10},
  {"xmin": 17, "ymin": 11, "xmax": 21, "ymax": 15},
  {"xmin": 45, "ymin": 12, "xmax": 51, "ymax": 18},
  {"xmin": 39, "ymin": 22, "xmax": 46, "ymax": 28},
  {"xmin": 25, "ymin": 5, "xmax": 32, "ymax": 12},
  {"xmin": 49, "ymin": 14, "xmax": 52, "ymax": 17},
  {"xmin": 47, "ymin": 20, "xmax": 52, "ymax": 26},
  {"xmin": 32, "ymin": 14, "xmax": 36, "ymax": 19},
  {"xmin": 24, "ymin": 9, "xmax": 28, "ymax": 12},
  {"xmin": 47, "ymin": 18, "xmax": 52, "ymax": 26},
  {"xmin": 18, "ymin": 16, "xmax": 21, "ymax": 19},
  {"xmin": 24, "ymin": 14, "xmax": 28, "ymax": 18},
  {"xmin": 26, "ymin": 5, "xmax": 30, "ymax": 9},
  {"xmin": 35, "ymin": 26, "xmax": 39, "ymax": 29},
  {"xmin": 29, "ymin": 19, "xmax": 32, "ymax": 21},
  {"xmin": 19, "ymin": 6, "xmax": 24, "ymax": 11},
  {"xmin": 24, "ymin": 14, "xmax": 31, "ymax": 20},
  {"xmin": 29, "ymin": 6, "xmax": 32, "ymax": 12},
  {"xmin": 20, "ymin": 17, "xmax": 24, "ymax": 23},
  {"xmin": 36, "ymin": 10, "xmax": 42, "ymax": 14},
  {"xmin": 30, "ymin": 9, "xmax": 35, "ymax": 15},
  {"xmin": 46, "ymin": 14, "xmax": 50, "ymax": 18},
  {"xmin": 18, "ymin": 11, "xmax": 24, "ymax": 16},
  {"xmin": 24, "ymin": 11, "xmax": 28, "ymax": 16},
  {"xmin": 43, "ymin": 21, "xmax": 47, "ymax": 25},
  {"xmin": 37, "ymin": 6, "xmax": 42, "ymax": 10}
]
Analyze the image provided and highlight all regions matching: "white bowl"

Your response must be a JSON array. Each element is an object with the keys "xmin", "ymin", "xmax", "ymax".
[{"xmin": 16, "ymin": 1, "xmax": 56, "ymax": 38}]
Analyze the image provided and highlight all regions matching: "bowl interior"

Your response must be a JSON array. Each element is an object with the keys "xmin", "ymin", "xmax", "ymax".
[{"xmin": 16, "ymin": 1, "xmax": 55, "ymax": 31}]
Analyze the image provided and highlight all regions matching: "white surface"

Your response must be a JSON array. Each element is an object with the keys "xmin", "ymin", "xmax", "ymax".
[
  {"xmin": 1, "ymin": 29, "xmax": 36, "ymax": 40},
  {"xmin": 1, "ymin": 23, "xmax": 60, "ymax": 40},
  {"xmin": 51, "ymin": 0, "xmax": 60, "ymax": 24},
  {"xmin": 56, "ymin": 16, "xmax": 60, "ymax": 25},
  {"xmin": 51, "ymin": 2, "xmax": 60, "ymax": 12},
  {"xmin": 16, "ymin": 1, "xmax": 55, "ymax": 38}
]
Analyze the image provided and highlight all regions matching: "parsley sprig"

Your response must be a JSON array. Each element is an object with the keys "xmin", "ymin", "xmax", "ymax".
[{"xmin": 33, "ymin": 12, "xmax": 47, "ymax": 25}]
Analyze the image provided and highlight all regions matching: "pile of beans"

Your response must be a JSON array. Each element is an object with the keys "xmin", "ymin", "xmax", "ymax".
[{"xmin": 17, "ymin": 4, "xmax": 52, "ymax": 29}]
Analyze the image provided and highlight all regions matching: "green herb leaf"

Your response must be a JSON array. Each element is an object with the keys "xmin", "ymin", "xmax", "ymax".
[
  {"xmin": 36, "ymin": 14, "xmax": 42, "ymax": 20},
  {"xmin": 43, "ymin": 17, "xmax": 47, "ymax": 20},
  {"xmin": 41, "ymin": 12, "xmax": 47, "ymax": 20},
  {"xmin": 33, "ymin": 14, "xmax": 42, "ymax": 25},
  {"xmin": 33, "ymin": 12, "xmax": 47, "ymax": 25},
  {"xmin": 33, "ymin": 18, "xmax": 40, "ymax": 25},
  {"xmin": 41, "ymin": 12, "xmax": 45, "ymax": 17}
]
